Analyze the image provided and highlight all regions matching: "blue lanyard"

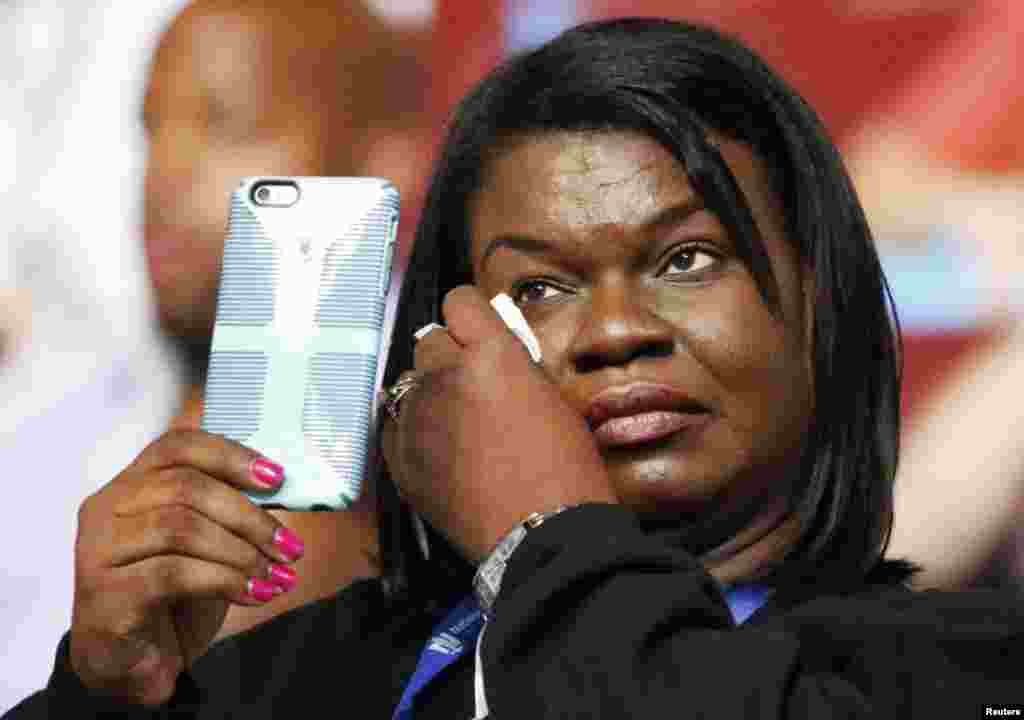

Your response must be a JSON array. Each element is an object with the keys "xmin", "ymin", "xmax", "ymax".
[
  {"xmin": 726, "ymin": 583, "xmax": 771, "ymax": 624},
  {"xmin": 393, "ymin": 584, "xmax": 769, "ymax": 719},
  {"xmin": 393, "ymin": 595, "xmax": 484, "ymax": 720}
]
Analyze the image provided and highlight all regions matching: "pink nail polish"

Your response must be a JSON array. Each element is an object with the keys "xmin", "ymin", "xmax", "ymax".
[
  {"xmin": 267, "ymin": 564, "xmax": 297, "ymax": 592},
  {"xmin": 273, "ymin": 527, "xmax": 305, "ymax": 561},
  {"xmin": 250, "ymin": 457, "xmax": 284, "ymax": 488},
  {"xmin": 246, "ymin": 578, "xmax": 280, "ymax": 603}
]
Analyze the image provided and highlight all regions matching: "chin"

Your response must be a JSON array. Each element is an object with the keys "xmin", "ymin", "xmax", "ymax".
[{"xmin": 607, "ymin": 453, "xmax": 728, "ymax": 511}]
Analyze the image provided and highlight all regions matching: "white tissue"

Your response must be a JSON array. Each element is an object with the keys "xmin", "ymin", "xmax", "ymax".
[{"xmin": 490, "ymin": 293, "xmax": 543, "ymax": 363}]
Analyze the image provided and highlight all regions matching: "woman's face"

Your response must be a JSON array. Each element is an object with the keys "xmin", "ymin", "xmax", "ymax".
[{"xmin": 468, "ymin": 130, "xmax": 813, "ymax": 563}]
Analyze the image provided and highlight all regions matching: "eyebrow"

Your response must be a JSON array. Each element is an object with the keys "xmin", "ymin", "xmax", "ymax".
[{"xmin": 478, "ymin": 196, "xmax": 706, "ymax": 273}]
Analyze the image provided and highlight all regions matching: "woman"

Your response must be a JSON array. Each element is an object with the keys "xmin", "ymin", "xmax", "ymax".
[{"xmin": 8, "ymin": 17, "xmax": 1022, "ymax": 719}]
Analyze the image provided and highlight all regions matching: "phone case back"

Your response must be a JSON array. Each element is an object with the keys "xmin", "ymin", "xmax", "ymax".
[{"xmin": 201, "ymin": 177, "xmax": 400, "ymax": 510}]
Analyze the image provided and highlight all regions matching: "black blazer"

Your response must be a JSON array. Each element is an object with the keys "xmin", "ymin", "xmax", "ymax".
[{"xmin": 9, "ymin": 504, "xmax": 1024, "ymax": 718}]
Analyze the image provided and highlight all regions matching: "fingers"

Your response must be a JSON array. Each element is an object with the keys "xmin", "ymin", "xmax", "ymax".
[
  {"xmin": 441, "ymin": 285, "xmax": 508, "ymax": 348},
  {"xmin": 108, "ymin": 466, "xmax": 297, "ymax": 566},
  {"xmin": 441, "ymin": 286, "xmax": 543, "ymax": 363},
  {"xmin": 382, "ymin": 319, "xmax": 457, "ymax": 487},
  {"xmin": 105, "ymin": 501, "xmax": 291, "ymax": 587},
  {"xmin": 131, "ymin": 429, "xmax": 282, "ymax": 496},
  {"xmin": 109, "ymin": 554, "xmax": 276, "ymax": 609},
  {"xmin": 413, "ymin": 321, "xmax": 460, "ymax": 372},
  {"xmin": 68, "ymin": 429, "xmax": 305, "ymax": 703},
  {"xmin": 384, "ymin": 285, "xmax": 540, "ymax": 478},
  {"xmin": 414, "ymin": 285, "xmax": 546, "ymax": 371}
]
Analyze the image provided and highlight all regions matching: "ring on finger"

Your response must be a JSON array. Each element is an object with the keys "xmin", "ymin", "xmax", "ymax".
[{"xmin": 381, "ymin": 371, "xmax": 423, "ymax": 421}]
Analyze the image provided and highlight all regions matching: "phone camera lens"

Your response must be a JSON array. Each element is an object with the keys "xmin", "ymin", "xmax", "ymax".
[{"xmin": 255, "ymin": 186, "xmax": 270, "ymax": 203}]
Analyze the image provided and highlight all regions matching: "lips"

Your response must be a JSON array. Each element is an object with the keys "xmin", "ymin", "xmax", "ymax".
[{"xmin": 585, "ymin": 382, "xmax": 711, "ymax": 449}]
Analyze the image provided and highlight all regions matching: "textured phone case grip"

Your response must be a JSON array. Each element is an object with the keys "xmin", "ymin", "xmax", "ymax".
[{"xmin": 201, "ymin": 177, "xmax": 401, "ymax": 510}]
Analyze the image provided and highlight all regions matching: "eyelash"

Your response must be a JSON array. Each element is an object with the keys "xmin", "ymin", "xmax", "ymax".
[{"xmin": 510, "ymin": 245, "xmax": 722, "ymax": 305}]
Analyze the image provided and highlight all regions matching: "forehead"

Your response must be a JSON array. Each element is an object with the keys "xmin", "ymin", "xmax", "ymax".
[
  {"xmin": 477, "ymin": 131, "xmax": 691, "ymax": 228},
  {"xmin": 471, "ymin": 129, "xmax": 782, "ymax": 246},
  {"xmin": 145, "ymin": 8, "xmax": 297, "ymax": 119},
  {"xmin": 178, "ymin": 12, "xmax": 268, "ymax": 92}
]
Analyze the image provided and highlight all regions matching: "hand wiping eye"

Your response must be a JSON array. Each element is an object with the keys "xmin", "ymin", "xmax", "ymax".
[
  {"xmin": 490, "ymin": 292, "xmax": 543, "ymax": 363},
  {"xmin": 410, "ymin": 294, "xmax": 542, "ymax": 363}
]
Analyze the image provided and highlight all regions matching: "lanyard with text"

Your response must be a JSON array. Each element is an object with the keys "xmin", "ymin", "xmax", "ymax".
[
  {"xmin": 393, "ymin": 584, "xmax": 769, "ymax": 720},
  {"xmin": 393, "ymin": 595, "xmax": 484, "ymax": 720}
]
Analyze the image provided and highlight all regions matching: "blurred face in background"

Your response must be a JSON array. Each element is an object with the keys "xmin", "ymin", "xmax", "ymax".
[{"xmin": 142, "ymin": 1, "xmax": 427, "ymax": 378}]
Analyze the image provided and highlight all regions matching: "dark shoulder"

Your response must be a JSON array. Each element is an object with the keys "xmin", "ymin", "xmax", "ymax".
[
  {"xmin": 753, "ymin": 576, "xmax": 1024, "ymax": 664},
  {"xmin": 189, "ymin": 578, "xmax": 432, "ymax": 711},
  {"xmin": 201, "ymin": 579, "xmax": 395, "ymax": 657},
  {"xmin": 750, "ymin": 581, "xmax": 1024, "ymax": 709},
  {"xmin": 208, "ymin": 577, "xmax": 438, "ymax": 657},
  {"xmin": 762, "ymin": 571, "xmax": 1024, "ymax": 626}
]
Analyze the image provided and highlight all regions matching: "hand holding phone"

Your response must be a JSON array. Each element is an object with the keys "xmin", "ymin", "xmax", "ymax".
[{"xmin": 70, "ymin": 429, "xmax": 301, "ymax": 705}]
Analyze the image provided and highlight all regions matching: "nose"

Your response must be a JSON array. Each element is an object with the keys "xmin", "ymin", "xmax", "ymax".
[{"xmin": 569, "ymin": 280, "xmax": 676, "ymax": 374}]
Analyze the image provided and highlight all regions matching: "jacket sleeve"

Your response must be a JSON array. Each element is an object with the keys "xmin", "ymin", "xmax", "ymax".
[
  {"xmin": 478, "ymin": 503, "xmax": 1021, "ymax": 718},
  {"xmin": 2, "ymin": 633, "xmax": 203, "ymax": 719}
]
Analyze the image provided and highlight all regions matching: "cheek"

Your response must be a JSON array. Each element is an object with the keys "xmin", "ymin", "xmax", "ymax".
[
  {"xmin": 516, "ymin": 304, "xmax": 580, "ymax": 366},
  {"xmin": 664, "ymin": 285, "xmax": 811, "ymax": 440}
]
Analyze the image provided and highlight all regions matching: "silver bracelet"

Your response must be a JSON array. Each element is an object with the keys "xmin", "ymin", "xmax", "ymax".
[{"xmin": 472, "ymin": 506, "xmax": 571, "ymax": 617}]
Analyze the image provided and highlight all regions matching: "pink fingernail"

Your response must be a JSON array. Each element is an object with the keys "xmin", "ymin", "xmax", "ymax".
[
  {"xmin": 246, "ymin": 578, "xmax": 281, "ymax": 603},
  {"xmin": 250, "ymin": 457, "xmax": 284, "ymax": 488},
  {"xmin": 267, "ymin": 564, "xmax": 297, "ymax": 592},
  {"xmin": 273, "ymin": 527, "xmax": 305, "ymax": 561}
]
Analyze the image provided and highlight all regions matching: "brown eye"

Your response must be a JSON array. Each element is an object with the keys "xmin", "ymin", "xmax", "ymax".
[{"xmin": 512, "ymin": 280, "xmax": 564, "ymax": 305}]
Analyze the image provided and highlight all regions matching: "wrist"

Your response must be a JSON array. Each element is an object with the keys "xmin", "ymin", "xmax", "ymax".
[{"xmin": 472, "ymin": 506, "xmax": 573, "ymax": 617}]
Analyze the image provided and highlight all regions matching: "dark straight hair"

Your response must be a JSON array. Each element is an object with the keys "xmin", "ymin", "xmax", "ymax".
[{"xmin": 376, "ymin": 17, "xmax": 914, "ymax": 610}]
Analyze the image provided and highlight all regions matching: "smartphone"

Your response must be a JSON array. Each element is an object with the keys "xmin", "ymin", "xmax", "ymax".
[{"xmin": 200, "ymin": 177, "xmax": 403, "ymax": 510}]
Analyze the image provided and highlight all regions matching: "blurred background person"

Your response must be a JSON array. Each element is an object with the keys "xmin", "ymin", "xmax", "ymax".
[
  {"xmin": 0, "ymin": 1, "xmax": 187, "ymax": 711},
  {"xmin": 0, "ymin": 0, "xmax": 431, "ymax": 711},
  {"xmin": 138, "ymin": 0, "xmax": 432, "ymax": 637}
]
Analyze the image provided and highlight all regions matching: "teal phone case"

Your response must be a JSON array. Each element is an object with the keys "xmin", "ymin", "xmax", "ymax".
[{"xmin": 200, "ymin": 177, "xmax": 401, "ymax": 510}]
